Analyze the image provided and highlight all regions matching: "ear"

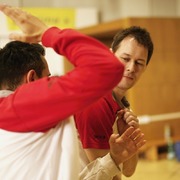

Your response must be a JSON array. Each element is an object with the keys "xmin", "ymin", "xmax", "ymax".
[
  {"xmin": 26, "ymin": 70, "xmax": 38, "ymax": 83},
  {"xmin": 109, "ymin": 48, "xmax": 113, "ymax": 53}
]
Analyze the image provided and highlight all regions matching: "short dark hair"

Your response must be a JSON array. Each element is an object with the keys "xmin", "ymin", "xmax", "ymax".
[
  {"xmin": 0, "ymin": 41, "xmax": 46, "ymax": 90},
  {"xmin": 111, "ymin": 26, "xmax": 154, "ymax": 65}
]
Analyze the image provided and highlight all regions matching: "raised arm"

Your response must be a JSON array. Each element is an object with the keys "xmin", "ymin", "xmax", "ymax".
[{"xmin": 0, "ymin": 4, "xmax": 124, "ymax": 132}]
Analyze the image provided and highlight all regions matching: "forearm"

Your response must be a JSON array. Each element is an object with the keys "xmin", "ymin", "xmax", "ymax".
[
  {"xmin": 79, "ymin": 153, "xmax": 121, "ymax": 180},
  {"xmin": 10, "ymin": 27, "xmax": 124, "ymax": 132},
  {"xmin": 122, "ymin": 153, "xmax": 138, "ymax": 177}
]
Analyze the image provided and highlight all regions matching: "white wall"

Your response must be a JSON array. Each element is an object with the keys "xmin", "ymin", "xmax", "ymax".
[
  {"xmin": 177, "ymin": 0, "xmax": 180, "ymax": 16},
  {"xmin": 1, "ymin": 0, "xmax": 180, "ymax": 22},
  {"xmin": 0, "ymin": 0, "xmax": 20, "ymax": 6},
  {"xmin": 151, "ymin": 0, "xmax": 177, "ymax": 17}
]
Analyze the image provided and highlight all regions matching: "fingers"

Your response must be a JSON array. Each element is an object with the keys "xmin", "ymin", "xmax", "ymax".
[
  {"xmin": 120, "ymin": 127, "xmax": 146, "ymax": 149},
  {"xmin": 116, "ymin": 109, "xmax": 124, "ymax": 119},
  {"xmin": 129, "ymin": 128, "xmax": 142, "ymax": 140},
  {"xmin": 121, "ymin": 126, "xmax": 135, "ymax": 138},
  {"xmin": 116, "ymin": 116, "xmax": 130, "ymax": 135},
  {"xmin": 0, "ymin": 5, "xmax": 22, "ymax": 22},
  {"xmin": 136, "ymin": 139, "xmax": 146, "ymax": 148},
  {"xmin": 130, "ymin": 129, "xmax": 146, "ymax": 147},
  {"xmin": 123, "ymin": 109, "xmax": 139, "ymax": 128},
  {"xmin": 9, "ymin": 33, "xmax": 38, "ymax": 42},
  {"xmin": 0, "ymin": 4, "xmax": 10, "ymax": 12},
  {"xmin": 9, "ymin": 33, "xmax": 25, "ymax": 42},
  {"xmin": 0, "ymin": 4, "xmax": 48, "ymax": 43},
  {"xmin": 116, "ymin": 109, "xmax": 139, "ymax": 126}
]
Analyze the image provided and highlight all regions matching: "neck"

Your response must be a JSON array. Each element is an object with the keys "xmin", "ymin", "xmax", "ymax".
[
  {"xmin": 112, "ymin": 87, "xmax": 126, "ymax": 101},
  {"xmin": 112, "ymin": 87, "xmax": 130, "ymax": 109}
]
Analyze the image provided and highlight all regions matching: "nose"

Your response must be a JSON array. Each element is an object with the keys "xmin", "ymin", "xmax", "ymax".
[{"xmin": 126, "ymin": 62, "xmax": 135, "ymax": 73}]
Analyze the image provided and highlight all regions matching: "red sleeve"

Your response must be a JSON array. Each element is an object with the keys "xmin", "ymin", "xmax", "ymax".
[{"xmin": 0, "ymin": 27, "xmax": 124, "ymax": 132}]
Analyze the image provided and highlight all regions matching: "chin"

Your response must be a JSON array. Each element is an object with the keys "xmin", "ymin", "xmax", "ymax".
[{"xmin": 118, "ymin": 83, "xmax": 133, "ymax": 90}]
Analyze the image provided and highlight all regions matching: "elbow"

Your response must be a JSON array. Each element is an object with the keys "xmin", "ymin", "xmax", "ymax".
[{"xmin": 111, "ymin": 61, "xmax": 125, "ymax": 85}]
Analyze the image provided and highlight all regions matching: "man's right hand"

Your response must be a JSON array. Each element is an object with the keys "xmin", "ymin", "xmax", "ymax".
[
  {"xmin": 0, "ymin": 4, "xmax": 48, "ymax": 43},
  {"xmin": 113, "ymin": 109, "xmax": 140, "ymax": 136}
]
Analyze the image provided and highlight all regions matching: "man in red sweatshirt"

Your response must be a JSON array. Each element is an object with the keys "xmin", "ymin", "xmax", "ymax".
[{"xmin": 0, "ymin": 4, "xmax": 146, "ymax": 180}]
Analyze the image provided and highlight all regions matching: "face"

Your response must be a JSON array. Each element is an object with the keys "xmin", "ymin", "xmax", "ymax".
[{"xmin": 114, "ymin": 36, "xmax": 148, "ymax": 91}]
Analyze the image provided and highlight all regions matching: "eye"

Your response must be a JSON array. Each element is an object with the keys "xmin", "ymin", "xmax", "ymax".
[
  {"xmin": 135, "ymin": 61, "xmax": 145, "ymax": 66},
  {"xmin": 121, "ymin": 57, "xmax": 130, "ymax": 62}
]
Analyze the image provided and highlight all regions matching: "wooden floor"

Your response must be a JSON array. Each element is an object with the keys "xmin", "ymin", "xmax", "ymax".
[{"xmin": 122, "ymin": 159, "xmax": 180, "ymax": 180}]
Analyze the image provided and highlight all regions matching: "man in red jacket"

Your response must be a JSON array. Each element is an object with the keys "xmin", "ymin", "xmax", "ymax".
[{"xmin": 0, "ymin": 4, "xmax": 146, "ymax": 180}]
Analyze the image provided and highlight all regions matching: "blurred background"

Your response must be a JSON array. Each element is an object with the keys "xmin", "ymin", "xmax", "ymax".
[
  {"xmin": 0, "ymin": 0, "xmax": 180, "ymax": 22},
  {"xmin": 0, "ymin": 0, "xmax": 180, "ymax": 179}
]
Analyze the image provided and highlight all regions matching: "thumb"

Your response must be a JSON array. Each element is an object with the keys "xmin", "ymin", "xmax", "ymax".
[
  {"xmin": 9, "ymin": 32, "xmax": 41, "ymax": 43},
  {"xmin": 109, "ymin": 134, "xmax": 119, "ymax": 144},
  {"xmin": 116, "ymin": 109, "xmax": 124, "ymax": 119},
  {"xmin": 9, "ymin": 33, "xmax": 26, "ymax": 42}
]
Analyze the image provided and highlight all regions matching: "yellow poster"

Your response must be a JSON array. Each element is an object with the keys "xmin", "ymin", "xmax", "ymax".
[{"xmin": 7, "ymin": 8, "xmax": 76, "ymax": 30}]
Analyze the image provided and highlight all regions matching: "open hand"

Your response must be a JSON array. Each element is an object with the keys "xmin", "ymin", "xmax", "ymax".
[
  {"xmin": 109, "ymin": 126, "xmax": 146, "ymax": 166},
  {"xmin": 0, "ymin": 4, "xmax": 48, "ymax": 43}
]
